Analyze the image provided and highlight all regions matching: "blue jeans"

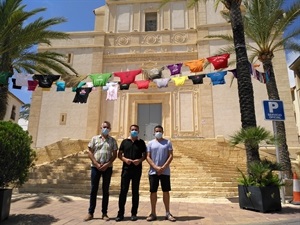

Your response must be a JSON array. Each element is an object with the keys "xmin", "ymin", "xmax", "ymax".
[
  {"xmin": 88, "ymin": 166, "xmax": 113, "ymax": 215},
  {"xmin": 117, "ymin": 168, "xmax": 142, "ymax": 216}
]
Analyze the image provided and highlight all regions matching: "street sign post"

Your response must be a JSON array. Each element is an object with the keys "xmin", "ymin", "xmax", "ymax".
[{"xmin": 262, "ymin": 100, "xmax": 285, "ymax": 203}]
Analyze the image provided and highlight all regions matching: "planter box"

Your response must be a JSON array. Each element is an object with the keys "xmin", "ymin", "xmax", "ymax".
[
  {"xmin": 238, "ymin": 185, "xmax": 282, "ymax": 213},
  {"xmin": 0, "ymin": 189, "xmax": 12, "ymax": 221}
]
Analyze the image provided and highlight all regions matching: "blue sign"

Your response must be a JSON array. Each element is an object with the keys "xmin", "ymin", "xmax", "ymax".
[{"xmin": 263, "ymin": 100, "xmax": 285, "ymax": 121}]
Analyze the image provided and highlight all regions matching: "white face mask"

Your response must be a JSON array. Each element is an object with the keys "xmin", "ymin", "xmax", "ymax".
[{"xmin": 154, "ymin": 132, "xmax": 163, "ymax": 139}]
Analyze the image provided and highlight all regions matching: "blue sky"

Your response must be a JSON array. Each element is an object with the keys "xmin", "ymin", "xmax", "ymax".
[{"xmin": 10, "ymin": 0, "xmax": 300, "ymax": 104}]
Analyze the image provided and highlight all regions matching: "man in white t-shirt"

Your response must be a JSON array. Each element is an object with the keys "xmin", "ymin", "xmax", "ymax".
[{"xmin": 146, "ymin": 125, "xmax": 176, "ymax": 222}]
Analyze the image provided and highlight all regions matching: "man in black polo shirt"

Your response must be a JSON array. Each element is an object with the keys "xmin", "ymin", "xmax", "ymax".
[{"xmin": 115, "ymin": 124, "xmax": 146, "ymax": 222}]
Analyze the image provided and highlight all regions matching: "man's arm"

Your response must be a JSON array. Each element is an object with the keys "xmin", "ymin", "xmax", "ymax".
[{"xmin": 87, "ymin": 147, "xmax": 102, "ymax": 170}]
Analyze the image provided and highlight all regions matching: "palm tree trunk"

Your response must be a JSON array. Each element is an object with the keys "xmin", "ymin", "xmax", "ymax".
[
  {"xmin": 0, "ymin": 86, "xmax": 8, "ymax": 120},
  {"xmin": 227, "ymin": 0, "xmax": 260, "ymax": 169},
  {"xmin": 263, "ymin": 59, "xmax": 293, "ymax": 178}
]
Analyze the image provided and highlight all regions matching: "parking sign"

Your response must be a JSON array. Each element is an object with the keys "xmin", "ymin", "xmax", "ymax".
[{"xmin": 263, "ymin": 100, "xmax": 285, "ymax": 121}]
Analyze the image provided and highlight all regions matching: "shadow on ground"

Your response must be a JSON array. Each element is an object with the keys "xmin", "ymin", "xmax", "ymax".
[{"xmin": 1, "ymin": 214, "xmax": 58, "ymax": 225}]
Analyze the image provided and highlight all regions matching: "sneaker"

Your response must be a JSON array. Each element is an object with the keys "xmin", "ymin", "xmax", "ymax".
[
  {"xmin": 115, "ymin": 216, "xmax": 124, "ymax": 222},
  {"xmin": 83, "ymin": 213, "xmax": 93, "ymax": 221},
  {"xmin": 146, "ymin": 214, "xmax": 157, "ymax": 222},
  {"xmin": 165, "ymin": 213, "xmax": 176, "ymax": 222},
  {"xmin": 131, "ymin": 215, "xmax": 138, "ymax": 221},
  {"xmin": 102, "ymin": 214, "xmax": 110, "ymax": 221}
]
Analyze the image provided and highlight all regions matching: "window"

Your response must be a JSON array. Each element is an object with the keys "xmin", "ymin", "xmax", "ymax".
[
  {"xmin": 10, "ymin": 105, "xmax": 16, "ymax": 120},
  {"xmin": 60, "ymin": 113, "xmax": 67, "ymax": 125},
  {"xmin": 145, "ymin": 12, "xmax": 157, "ymax": 32},
  {"xmin": 66, "ymin": 53, "xmax": 73, "ymax": 64}
]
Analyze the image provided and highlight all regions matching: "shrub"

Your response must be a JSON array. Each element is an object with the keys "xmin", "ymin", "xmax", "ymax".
[{"xmin": 0, "ymin": 121, "xmax": 36, "ymax": 188}]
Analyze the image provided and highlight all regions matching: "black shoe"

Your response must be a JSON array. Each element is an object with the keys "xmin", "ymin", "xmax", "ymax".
[
  {"xmin": 115, "ymin": 216, "xmax": 124, "ymax": 222},
  {"xmin": 131, "ymin": 215, "xmax": 138, "ymax": 221}
]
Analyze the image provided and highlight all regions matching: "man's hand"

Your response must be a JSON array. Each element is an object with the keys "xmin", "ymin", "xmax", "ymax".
[{"xmin": 132, "ymin": 159, "xmax": 141, "ymax": 166}]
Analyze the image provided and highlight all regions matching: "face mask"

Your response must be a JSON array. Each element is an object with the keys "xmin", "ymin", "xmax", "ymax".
[
  {"xmin": 155, "ymin": 132, "xmax": 163, "ymax": 139},
  {"xmin": 130, "ymin": 130, "xmax": 138, "ymax": 137},
  {"xmin": 102, "ymin": 128, "xmax": 109, "ymax": 135}
]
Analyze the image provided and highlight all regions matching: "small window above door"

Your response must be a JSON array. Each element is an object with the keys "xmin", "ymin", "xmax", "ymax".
[{"xmin": 145, "ymin": 12, "xmax": 157, "ymax": 32}]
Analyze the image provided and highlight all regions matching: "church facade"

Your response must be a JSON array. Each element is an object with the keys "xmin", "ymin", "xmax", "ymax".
[{"xmin": 28, "ymin": 0, "xmax": 299, "ymax": 155}]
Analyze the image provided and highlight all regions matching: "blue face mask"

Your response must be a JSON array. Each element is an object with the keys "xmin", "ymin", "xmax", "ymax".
[
  {"xmin": 102, "ymin": 128, "xmax": 109, "ymax": 135},
  {"xmin": 155, "ymin": 132, "xmax": 163, "ymax": 139},
  {"xmin": 130, "ymin": 130, "xmax": 138, "ymax": 137}
]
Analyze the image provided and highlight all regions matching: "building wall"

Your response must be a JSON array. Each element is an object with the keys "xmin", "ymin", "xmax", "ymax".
[
  {"xmin": 28, "ymin": 0, "xmax": 299, "ymax": 154},
  {"xmin": 4, "ymin": 92, "xmax": 24, "ymax": 123}
]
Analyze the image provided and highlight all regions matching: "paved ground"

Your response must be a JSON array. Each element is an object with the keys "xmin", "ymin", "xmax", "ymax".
[{"xmin": 2, "ymin": 193, "xmax": 300, "ymax": 225}]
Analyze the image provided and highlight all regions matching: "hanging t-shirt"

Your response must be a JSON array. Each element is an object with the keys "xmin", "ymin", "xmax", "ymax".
[
  {"xmin": 143, "ymin": 67, "xmax": 164, "ymax": 80},
  {"xmin": 15, "ymin": 73, "xmax": 33, "ymax": 86},
  {"xmin": 206, "ymin": 71, "xmax": 228, "ymax": 86},
  {"xmin": 184, "ymin": 59, "xmax": 206, "ymax": 73},
  {"xmin": 106, "ymin": 84, "xmax": 118, "ymax": 101},
  {"xmin": 89, "ymin": 73, "xmax": 112, "ymax": 87},
  {"xmin": 72, "ymin": 81, "xmax": 86, "ymax": 92},
  {"xmin": 153, "ymin": 78, "xmax": 170, "ymax": 88},
  {"xmin": 134, "ymin": 80, "xmax": 151, "ymax": 89},
  {"xmin": 0, "ymin": 71, "xmax": 13, "ymax": 85},
  {"xmin": 56, "ymin": 81, "xmax": 66, "ymax": 91},
  {"xmin": 113, "ymin": 69, "xmax": 142, "ymax": 84},
  {"xmin": 188, "ymin": 74, "xmax": 206, "ymax": 84},
  {"xmin": 73, "ymin": 87, "xmax": 92, "ymax": 103},
  {"xmin": 171, "ymin": 76, "xmax": 188, "ymax": 86},
  {"xmin": 166, "ymin": 63, "xmax": 183, "ymax": 76},
  {"xmin": 119, "ymin": 83, "xmax": 130, "ymax": 90},
  {"xmin": 206, "ymin": 54, "xmax": 230, "ymax": 70},
  {"xmin": 33, "ymin": 75, "xmax": 60, "ymax": 88},
  {"xmin": 27, "ymin": 80, "xmax": 39, "ymax": 91}
]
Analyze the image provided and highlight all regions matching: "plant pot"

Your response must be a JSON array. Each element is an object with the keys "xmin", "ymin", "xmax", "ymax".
[
  {"xmin": 0, "ymin": 189, "xmax": 12, "ymax": 221},
  {"xmin": 238, "ymin": 185, "xmax": 282, "ymax": 213}
]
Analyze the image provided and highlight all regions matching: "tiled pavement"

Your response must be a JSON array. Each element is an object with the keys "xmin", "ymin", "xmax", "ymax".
[{"xmin": 2, "ymin": 193, "xmax": 300, "ymax": 225}]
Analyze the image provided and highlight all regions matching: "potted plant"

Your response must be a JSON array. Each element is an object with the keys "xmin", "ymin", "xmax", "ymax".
[
  {"xmin": 237, "ymin": 159, "xmax": 283, "ymax": 212},
  {"xmin": 230, "ymin": 126, "xmax": 283, "ymax": 212},
  {"xmin": 0, "ymin": 121, "xmax": 36, "ymax": 221}
]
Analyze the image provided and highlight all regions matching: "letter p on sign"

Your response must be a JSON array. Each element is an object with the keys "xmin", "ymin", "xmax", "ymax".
[{"xmin": 268, "ymin": 102, "xmax": 279, "ymax": 113}]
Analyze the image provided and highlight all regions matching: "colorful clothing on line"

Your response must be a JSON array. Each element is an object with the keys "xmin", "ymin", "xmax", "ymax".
[
  {"xmin": 119, "ymin": 83, "xmax": 130, "ymax": 90},
  {"xmin": 206, "ymin": 53, "xmax": 230, "ymax": 70},
  {"xmin": 171, "ymin": 76, "xmax": 188, "ymax": 86},
  {"xmin": 166, "ymin": 63, "xmax": 183, "ymax": 76},
  {"xmin": 72, "ymin": 81, "xmax": 86, "ymax": 92},
  {"xmin": 0, "ymin": 71, "xmax": 13, "ymax": 85},
  {"xmin": 73, "ymin": 87, "xmax": 92, "ymax": 103},
  {"xmin": 15, "ymin": 73, "xmax": 33, "ymax": 86},
  {"xmin": 153, "ymin": 78, "xmax": 170, "ymax": 88},
  {"xmin": 27, "ymin": 80, "xmax": 39, "ymax": 91},
  {"xmin": 89, "ymin": 73, "xmax": 112, "ymax": 87},
  {"xmin": 228, "ymin": 69, "xmax": 237, "ymax": 78},
  {"xmin": 206, "ymin": 71, "xmax": 227, "ymax": 86},
  {"xmin": 134, "ymin": 80, "xmax": 150, "ymax": 89},
  {"xmin": 33, "ymin": 74, "xmax": 60, "ymax": 88},
  {"xmin": 143, "ymin": 67, "xmax": 164, "ymax": 80},
  {"xmin": 113, "ymin": 69, "xmax": 142, "ymax": 84},
  {"xmin": 106, "ymin": 83, "xmax": 118, "ymax": 100},
  {"xmin": 56, "ymin": 81, "xmax": 66, "ymax": 91},
  {"xmin": 188, "ymin": 74, "xmax": 206, "ymax": 84},
  {"xmin": 184, "ymin": 59, "xmax": 206, "ymax": 73},
  {"xmin": 252, "ymin": 69, "xmax": 269, "ymax": 84}
]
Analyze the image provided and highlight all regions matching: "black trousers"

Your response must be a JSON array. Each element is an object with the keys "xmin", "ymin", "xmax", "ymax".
[
  {"xmin": 88, "ymin": 166, "xmax": 113, "ymax": 215},
  {"xmin": 117, "ymin": 168, "xmax": 142, "ymax": 216}
]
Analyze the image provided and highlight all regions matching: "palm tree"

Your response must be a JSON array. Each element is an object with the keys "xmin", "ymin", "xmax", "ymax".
[
  {"xmin": 162, "ymin": 0, "xmax": 260, "ymax": 169},
  {"xmin": 0, "ymin": 0, "xmax": 78, "ymax": 120},
  {"xmin": 20, "ymin": 103, "xmax": 30, "ymax": 120},
  {"xmin": 206, "ymin": 0, "xmax": 300, "ymax": 178}
]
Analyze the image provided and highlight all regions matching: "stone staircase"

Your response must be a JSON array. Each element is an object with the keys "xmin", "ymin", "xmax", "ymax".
[{"xmin": 19, "ymin": 137, "xmax": 264, "ymax": 198}]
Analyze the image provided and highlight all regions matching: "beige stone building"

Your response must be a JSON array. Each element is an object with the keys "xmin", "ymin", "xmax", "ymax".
[
  {"xmin": 4, "ymin": 91, "xmax": 24, "ymax": 123},
  {"xmin": 28, "ymin": 0, "xmax": 299, "ymax": 157},
  {"xmin": 290, "ymin": 56, "xmax": 300, "ymax": 141}
]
